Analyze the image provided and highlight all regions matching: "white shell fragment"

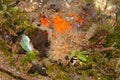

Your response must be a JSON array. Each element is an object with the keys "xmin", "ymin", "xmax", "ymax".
[{"xmin": 20, "ymin": 34, "xmax": 33, "ymax": 52}]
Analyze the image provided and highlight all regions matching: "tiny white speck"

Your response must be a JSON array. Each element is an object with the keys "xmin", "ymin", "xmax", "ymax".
[
  {"xmin": 30, "ymin": 0, "xmax": 33, "ymax": 3},
  {"xmin": 98, "ymin": 77, "xmax": 101, "ymax": 80}
]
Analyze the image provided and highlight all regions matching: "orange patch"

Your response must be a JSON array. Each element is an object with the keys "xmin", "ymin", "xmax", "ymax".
[
  {"xmin": 74, "ymin": 15, "xmax": 83, "ymax": 23},
  {"xmin": 40, "ymin": 16, "xmax": 49, "ymax": 27},
  {"xmin": 52, "ymin": 16, "xmax": 71, "ymax": 34}
]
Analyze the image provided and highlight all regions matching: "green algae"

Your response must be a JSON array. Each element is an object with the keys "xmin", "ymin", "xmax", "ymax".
[
  {"xmin": 46, "ymin": 63, "xmax": 54, "ymax": 75},
  {"xmin": 0, "ymin": 42, "xmax": 10, "ymax": 54},
  {"xmin": 54, "ymin": 71, "xmax": 69, "ymax": 80}
]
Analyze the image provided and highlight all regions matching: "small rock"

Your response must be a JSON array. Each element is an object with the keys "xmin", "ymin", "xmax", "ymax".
[{"xmin": 28, "ymin": 64, "xmax": 48, "ymax": 76}]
